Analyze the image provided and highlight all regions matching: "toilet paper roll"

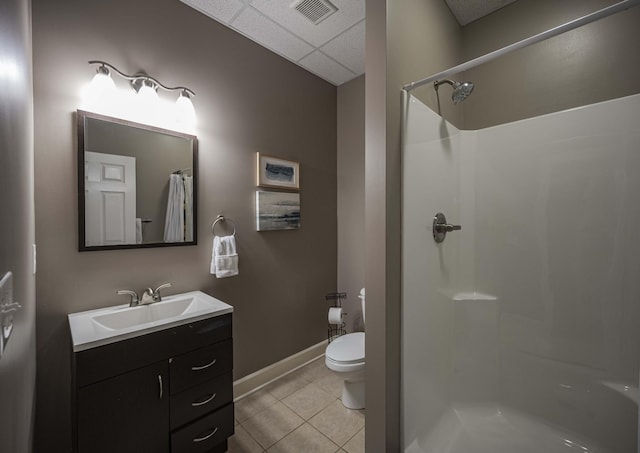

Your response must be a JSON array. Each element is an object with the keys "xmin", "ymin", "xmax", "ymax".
[{"xmin": 328, "ymin": 307, "xmax": 343, "ymax": 324}]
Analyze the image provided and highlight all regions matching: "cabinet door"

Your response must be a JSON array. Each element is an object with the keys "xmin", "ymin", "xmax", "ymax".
[{"xmin": 77, "ymin": 360, "xmax": 170, "ymax": 453}]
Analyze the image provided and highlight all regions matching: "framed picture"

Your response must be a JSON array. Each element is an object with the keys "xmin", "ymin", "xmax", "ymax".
[
  {"xmin": 256, "ymin": 153, "xmax": 300, "ymax": 190},
  {"xmin": 256, "ymin": 191, "xmax": 301, "ymax": 231}
]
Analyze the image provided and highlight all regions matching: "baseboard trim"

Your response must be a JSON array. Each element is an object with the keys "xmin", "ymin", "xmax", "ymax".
[{"xmin": 233, "ymin": 339, "xmax": 328, "ymax": 401}]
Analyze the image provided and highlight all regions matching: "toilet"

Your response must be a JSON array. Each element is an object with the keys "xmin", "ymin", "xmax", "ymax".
[{"xmin": 325, "ymin": 288, "xmax": 365, "ymax": 409}]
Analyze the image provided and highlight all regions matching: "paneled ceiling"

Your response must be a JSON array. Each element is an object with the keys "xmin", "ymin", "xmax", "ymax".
[
  {"xmin": 445, "ymin": 0, "xmax": 518, "ymax": 26},
  {"xmin": 180, "ymin": 0, "xmax": 365, "ymax": 86},
  {"xmin": 180, "ymin": 0, "xmax": 518, "ymax": 86}
]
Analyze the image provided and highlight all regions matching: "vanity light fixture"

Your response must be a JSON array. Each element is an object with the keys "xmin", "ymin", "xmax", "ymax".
[
  {"xmin": 88, "ymin": 60, "xmax": 195, "ymax": 112},
  {"xmin": 87, "ymin": 63, "xmax": 116, "ymax": 96}
]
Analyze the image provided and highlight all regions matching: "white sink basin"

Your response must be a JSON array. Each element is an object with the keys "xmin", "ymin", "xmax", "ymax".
[{"xmin": 68, "ymin": 291, "xmax": 233, "ymax": 351}]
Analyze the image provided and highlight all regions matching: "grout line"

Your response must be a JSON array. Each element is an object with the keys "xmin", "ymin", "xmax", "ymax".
[
  {"xmin": 236, "ymin": 358, "xmax": 364, "ymax": 452},
  {"xmin": 235, "ymin": 353, "xmax": 325, "ymax": 402},
  {"xmin": 234, "ymin": 422, "xmax": 268, "ymax": 452},
  {"xmin": 305, "ymin": 422, "xmax": 343, "ymax": 451},
  {"xmin": 341, "ymin": 425, "xmax": 364, "ymax": 450}
]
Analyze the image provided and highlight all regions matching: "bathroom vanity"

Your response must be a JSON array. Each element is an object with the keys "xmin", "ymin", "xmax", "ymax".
[{"xmin": 68, "ymin": 291, "xmax": 234, "ymax": 453}]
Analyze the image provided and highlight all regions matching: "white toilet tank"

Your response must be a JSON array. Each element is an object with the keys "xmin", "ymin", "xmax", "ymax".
[{"xmin": 358, "ymin": 288, "xmax": 365, "ymax": 324}]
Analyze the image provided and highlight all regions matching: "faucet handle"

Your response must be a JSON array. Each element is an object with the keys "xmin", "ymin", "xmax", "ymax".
[
  {"xmin": 153, "ymin": 283, "xmax": 172, "ymax": 302},
  {"xmin": 116, "ymin": 290, "xmax": 139, "ymax": 307}
]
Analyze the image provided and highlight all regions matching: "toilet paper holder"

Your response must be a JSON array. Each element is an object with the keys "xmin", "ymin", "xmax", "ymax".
[{"xmin": 325, "ymin": 292, "xmax": 347, "ymax": 343}]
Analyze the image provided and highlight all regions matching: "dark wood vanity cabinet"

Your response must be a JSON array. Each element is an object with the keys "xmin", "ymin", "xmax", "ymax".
[
  {"xmin": 72, "ymin": 314, "xmax": 234, "ymax": 453},
  {"xmin": 77, "ymin": 360, "xmax": 171, "ymax": 453}
]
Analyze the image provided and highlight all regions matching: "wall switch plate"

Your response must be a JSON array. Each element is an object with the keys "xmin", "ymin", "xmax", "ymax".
[{"xmin": 0, "ymin": 272, "xmax": 20, "ymax": 359}]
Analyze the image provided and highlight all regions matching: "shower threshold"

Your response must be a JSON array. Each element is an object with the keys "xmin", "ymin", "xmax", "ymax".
[{"xmin": 405, "ymin": 404, "xmax": 610, "ymax": 453}]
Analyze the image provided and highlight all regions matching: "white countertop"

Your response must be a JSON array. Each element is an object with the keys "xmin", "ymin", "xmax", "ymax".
[{"xmin": 68, "ymin": 290, "xmax": 233, "ymax": 352}]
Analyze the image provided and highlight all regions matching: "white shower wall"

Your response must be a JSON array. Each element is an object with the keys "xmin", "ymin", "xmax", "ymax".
[
  {"xmin": 402, "ymin": 95, "xmax": 461, "ymax": 444},
  {"xmin": 402, "ymin": 93, "xmax": 640, "ymax": 452}
]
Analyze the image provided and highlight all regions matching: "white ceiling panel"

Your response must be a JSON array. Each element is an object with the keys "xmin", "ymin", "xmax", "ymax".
[
  {"xmin": 299, "ymin": 51, "xmax": 356, "ymax": 86},
  {"xmin": 445, "ymin": 0, "xmax": 518, "ymax": 26},
  {"xmin": 251, "ymin": 0, "xmax": 365, "ymax": 47},
  {"xmin": 233, "ymin": 7, "xmax": 315, "ymax": 62},
  {"xmin": 320, "ymin": 20, "xmax": 365, "ymax": 74},
  {"xmin": 181, "ymin": 0, "xmax": 521, "ymax": 85},
  {"xmin": 180, "ymin": 0, "xmax": 365, "ymax": 85},
  {"xmin": 180, "ymin": 0, "xmax": 244, "ymax": 24}
]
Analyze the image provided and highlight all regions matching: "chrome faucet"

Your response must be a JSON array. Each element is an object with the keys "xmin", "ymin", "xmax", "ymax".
[
  {"xmin": 116, "ymin": 290, "xmax": 140, "ymax": 307},
  {"xmin": 117, "ymin": 283, "xmax": 172, "ymax": 307},
  {"xmin": 141, "ymin": 283, "xmax": 172, "ymax": 304}
]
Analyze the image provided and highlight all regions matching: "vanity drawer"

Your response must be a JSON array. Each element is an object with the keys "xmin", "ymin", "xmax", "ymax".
[
  {"xmin": 170, "ymin": 372, "xmax": 233, "ymax": 429},
  {"xmin": 171, "ymin": 403, "xmax": 234, "ymax": 453},
  {"xmin": 75, "ymin": 314, "xmax": 232, "ymax": 387},
  {"xmin": 170, "ymin": 339, "xmax": 232, "ymax": 394}
]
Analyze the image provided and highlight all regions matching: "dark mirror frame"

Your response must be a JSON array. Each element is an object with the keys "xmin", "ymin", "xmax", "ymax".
[{"xmin": 77, "ymin": 110, "xmax": 198, "ymax": 251}]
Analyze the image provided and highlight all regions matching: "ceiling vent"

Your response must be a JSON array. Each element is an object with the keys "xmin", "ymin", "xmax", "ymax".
[{"xmin": 291, "ymin": 0, "xmax": 338, "ymax": 25}]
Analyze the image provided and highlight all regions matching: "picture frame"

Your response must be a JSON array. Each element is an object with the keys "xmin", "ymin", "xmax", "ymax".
[
  {"xmin": 256, "ymin": 153, "xmax": 300, "ymax": 190},
  {"xmin": 256, "ymin": 191, "xmax": 301, "ymax": 231}
]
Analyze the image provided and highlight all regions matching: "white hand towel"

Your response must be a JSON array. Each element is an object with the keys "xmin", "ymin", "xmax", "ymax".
[{"xmin": 210, "ymin": 235, "xmax": 239, "ymax": 278}]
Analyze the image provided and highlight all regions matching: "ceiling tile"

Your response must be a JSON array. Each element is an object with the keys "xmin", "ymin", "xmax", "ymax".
[
  {"xmin": 320, "ymin": 20, "xmax": 365, "ymax": 74},
  {"xmin": 445, "ymin": 0, "xmax": 518, "ymax": 26},
  {"xmin": 250, "ymin": 0, "xmax": 365, "ymax": 47},
  {"xmin": 298, "ymin": 51, "xmax": 356, "ymax": 85},
  {"xmin": 179, "ymin": 0, "xmax": 245, "ymax": 24},
  {"xmin": 232, "ymin": 7, "xmax": 315, "ymax": 62}
]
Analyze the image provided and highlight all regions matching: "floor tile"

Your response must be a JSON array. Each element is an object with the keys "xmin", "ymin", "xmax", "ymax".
[
  {"xmin": 343, "ymin": 427, "xmax": 365, "ymax": 453},
  {"xmin": 264, "ymin": 368, "xmax": 311, "ymax": 400},
  {"xmin": 309, "ymin": 400, "xmax": 365, "ymax": 446},
  {"xmin": 227, "ymin": 424, "xmax": 265, "ymax": 453},
  {"xmin": 242, "ymin": 401, "xmax": 304, "ymax": 449},
  {"xmin": 299, "ymin": 357, "xmax": 332, "ymax": 382},
  {"xmin": 281, "ymin": 383, "xmax": 336, "ymax": 420},
  {"xmin": 312, "ymin": 371, "xmax": 344, "ymax": 399},
  {"xmin": 235, "ymin": 389, "xmax": 278, "ymax": 423},
  {"xmin": 267, "ymin": 423, "xmax": 340, "ymax": 453}
]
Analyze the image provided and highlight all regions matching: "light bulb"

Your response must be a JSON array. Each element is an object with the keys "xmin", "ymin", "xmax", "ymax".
[
  {"xmin": 137, "ymin": 81, "xmax": 158, "ymax": 102},
  {"xmin": 175, "ymin": 90, "xmax": 196, "ymax": 126},
  {"xmin": 89, "ymin": 65, "xmax": 116, "ymax": 95},
  {"xmin": 83, "ymin": 67, "xmax": 116, "ymax": 112},
  {"xmin": 134, "ymin": 80, "xmax": 160, "ymax": 125}
]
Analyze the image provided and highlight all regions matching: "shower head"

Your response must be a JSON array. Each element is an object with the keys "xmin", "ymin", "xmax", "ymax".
[{"xmin": 434, "ymin": 79, "xmax": 474, "ymax": 104}]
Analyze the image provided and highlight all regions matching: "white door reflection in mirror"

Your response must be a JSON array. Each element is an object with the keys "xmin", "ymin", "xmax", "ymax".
[{"xmin": 85, "ymin": 151, "xmax": 136, "ymax": 246}]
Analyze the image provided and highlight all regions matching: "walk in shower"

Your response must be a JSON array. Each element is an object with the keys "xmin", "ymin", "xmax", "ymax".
[{"xmin": 401, "ymin": 2, "xmax": 640, "ymax": 452}]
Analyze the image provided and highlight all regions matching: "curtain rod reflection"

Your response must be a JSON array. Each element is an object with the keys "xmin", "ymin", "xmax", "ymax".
[{"xmin": 173, "ymin": 167, "xmax": 192, "ymax": 175}]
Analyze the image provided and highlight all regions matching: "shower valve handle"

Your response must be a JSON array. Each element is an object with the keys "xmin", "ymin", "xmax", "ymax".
[
  {"xmin": 433, "ymin": 213, "xmax": 461, "ymax": 243},
  {"xmin": 436, "ymin": 223, "xmax": 461, "ymax": 233}
]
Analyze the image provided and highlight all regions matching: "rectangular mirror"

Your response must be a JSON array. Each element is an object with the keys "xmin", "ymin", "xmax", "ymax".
[{"xmin": 77, "ymin": 110, "xmax": 198, "ymax": 251}]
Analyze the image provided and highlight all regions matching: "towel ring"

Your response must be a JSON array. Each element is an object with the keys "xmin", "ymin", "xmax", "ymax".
[{"xmin": 211, "ymin": 215, "xmax": 236, "ymax": 237}]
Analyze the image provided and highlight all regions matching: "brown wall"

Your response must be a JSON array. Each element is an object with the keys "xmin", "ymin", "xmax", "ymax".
[
  {"xmin": 461, "ymin": 0, "xmax": 640, "ymax": 129},
  {"xmin": 32, "ymin": 0, "xmax": 337, "ymax": 450},
  {"xmin": 0, "ymin": 0, "xmax": 36, "ymax": 452},
  {"xmin": 365, "ymin": 0, "xmax": 462, "ymax": 450},
  {"xmin": 337, "ymin": 75, "xmax": 365, "ymax": 332}
]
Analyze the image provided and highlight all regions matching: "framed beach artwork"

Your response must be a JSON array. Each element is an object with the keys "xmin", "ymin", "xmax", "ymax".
[
  {"xmin": 256, "ymin": 153, "xmax": 300, "ymax": 190},
  {"xmin": 256, "ymin": 191, "xmax": 301, "ymax": 231}
]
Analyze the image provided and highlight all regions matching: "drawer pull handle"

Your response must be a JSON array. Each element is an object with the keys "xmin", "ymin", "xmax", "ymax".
[
  {"xmin": 158, "ymin": 375, "xmax": 163, "ymax": 399},
  {"xmin": 191, "ymin": 358, "xmax": 217, "ymax": 371},
  {"xmin": 193, "ymin": 426, "xmax": 218, "ymax": 443},
  {"xmin": 192, "ymin": 393, "xmax": 217, "ymax": 407}
]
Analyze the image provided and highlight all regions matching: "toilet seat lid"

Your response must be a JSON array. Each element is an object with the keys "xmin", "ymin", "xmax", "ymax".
[{"xmin": 326, "ymin": 332, "xmax": 365, "ymax": 364}]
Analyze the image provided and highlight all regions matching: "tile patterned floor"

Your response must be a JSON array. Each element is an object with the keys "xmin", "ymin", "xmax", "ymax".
[{"xmin": 229, "ymin": 357, "xmax": 365, "ymax": 453}]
